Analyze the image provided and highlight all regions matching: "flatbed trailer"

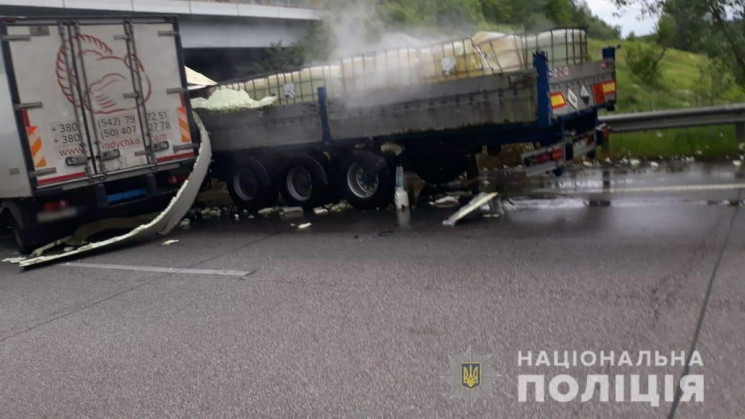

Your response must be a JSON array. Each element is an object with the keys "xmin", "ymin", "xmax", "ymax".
[{"xmin": 198, "ymin": 29, "xmax": 616, "ymax": 210}]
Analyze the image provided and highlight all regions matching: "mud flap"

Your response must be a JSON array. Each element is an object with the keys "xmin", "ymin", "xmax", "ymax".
[{"xmin": 18, "ymin": 115, "xmax": 212, "ymax": 268}]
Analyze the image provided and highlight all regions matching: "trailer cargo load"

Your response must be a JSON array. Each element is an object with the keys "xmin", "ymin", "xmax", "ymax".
[{"xmin": 197, "ymin": 28, "xmax": 616, "ymax": 211}]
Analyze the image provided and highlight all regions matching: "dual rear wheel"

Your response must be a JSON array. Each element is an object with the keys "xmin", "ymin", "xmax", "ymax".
[{"xmin": 226, "ymin": 150, "xmax": 394, "ymax": 212}]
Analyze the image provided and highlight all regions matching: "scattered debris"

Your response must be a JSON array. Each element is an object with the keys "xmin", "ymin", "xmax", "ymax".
[
  {"xmin": 313, "ymin": 207, "xmax": 329, "ymax": 215},
  {"xmin": 629, "ymin": 158, "xmax": 641, "ymax": 167},
  {"xmin": 282, "ymin": 206, "xmax": 303, "ymax": 214},
  {"xmin": 649, "ymin": 161, "xmax": 659, "ymax": 168},
  {"xmin": 582, "ymin": 161, "xmax": 593, "ymax": 167},
  {"xmin": 443, "ymin": 192, "xmax": 498, "ymax": 226},
  {"xmin": 297, "ymin": 222, "xmax": 312, "ymax": 230},
  {"xmin": 31, "ymin": 236, "xmax": 73, "ymax": 257},
  {"xmin": 2, "ymin": 256, "xmax": 27, "ymax": 264},
  {"xmin": 179, "ymin": 219, "xmax": 191, "ymax": 228},
  {"xmin": 258, "ymin": 207, "xmax": 278, "ymax": 216},
  {"xmin": 734, "ymin": 160, "xmax": 743, "ymax": 168},
  {"xmin": 329, "ymin": 201, "xmax": 351, "ymax": 212},
  {"xmin": 162, "ymin": 239, "xmax": 180, "ymax": 246},
  {"xmin": 431, "ymin": 195, "xmax": 460, "ymax": 208}
]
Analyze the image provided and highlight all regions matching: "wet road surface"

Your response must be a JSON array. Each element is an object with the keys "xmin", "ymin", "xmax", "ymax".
[{"xmin": 0, "ymin": 163, "xmax": 743, "ymax": 417}]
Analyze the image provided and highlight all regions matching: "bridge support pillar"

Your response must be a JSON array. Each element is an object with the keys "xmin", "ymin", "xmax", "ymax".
[{"xmin": 736, "ymin": 122, "xmax": 745, "ymax": 144}]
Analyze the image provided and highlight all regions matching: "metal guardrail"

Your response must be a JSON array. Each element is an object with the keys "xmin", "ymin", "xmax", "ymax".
[{"xmin": 599, "ymin": 104, "xmax": 745, "ymax": 140}]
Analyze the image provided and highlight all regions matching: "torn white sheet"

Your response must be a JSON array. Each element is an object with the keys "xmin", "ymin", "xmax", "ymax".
[
  {"xmin": 442, "ymin": 192, "xmax": 498, "ymax": 226},
  {"xmin": 18, "ymin": 114, "xmax": 213, "ymax": 268},
  {"xmin": 185, "ymin": 66, "xmax": 217, "ymax": 87},
  {"xmin": 191, "ymin": 89, "xmax": 277, "ymax": 111}
]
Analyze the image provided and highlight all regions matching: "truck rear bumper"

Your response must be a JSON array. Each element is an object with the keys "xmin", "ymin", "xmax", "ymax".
[{"xmin": 521, "ymin": 124, "xmax": 607, "ymax": 177}]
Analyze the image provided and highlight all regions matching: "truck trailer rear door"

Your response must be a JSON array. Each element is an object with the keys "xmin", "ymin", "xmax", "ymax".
[{"xmin": 1, "ymin": 18, "xmax": 193, "ymax": 188}]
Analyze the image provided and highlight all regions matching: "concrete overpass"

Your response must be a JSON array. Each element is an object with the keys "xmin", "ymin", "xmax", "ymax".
[{"xmin": 0, "ymin": 0, "xmax": 325, "ymax": 48}]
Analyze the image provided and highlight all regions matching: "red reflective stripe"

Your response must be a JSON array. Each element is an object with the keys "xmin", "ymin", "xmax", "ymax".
[
  {"xmin": 156, "ymin": 151, "xmax": 195, "ymax": 163},
  {"xmin": 37, "ymin": 172, "xmax": 86, "ymax": 186},
  {"xmin": 21, "ymin": 109, "xmax": 30, "ymax": 127}
]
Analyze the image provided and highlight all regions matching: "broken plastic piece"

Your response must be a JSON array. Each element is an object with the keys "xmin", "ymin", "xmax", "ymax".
[
  {"xmin": 18, "ymin": 114, "xmax": 212, "ymax": 268},
  {"xmin": 162, "ymin": 239, "xmax": 179, "ymax": 246},
  {"xmin": 431, "ymin": 195, "xmax": 460, "ymax": 208},
  {"xmin": 297, "ymin": 223, "xmax": 312, "ymax": 230},
  {"xmin": 442, "ymin": 192, "xmax": 498, "ymax": 226}
]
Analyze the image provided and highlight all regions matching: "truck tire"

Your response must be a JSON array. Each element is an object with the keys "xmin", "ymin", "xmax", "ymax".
[
  {"xmin": 11, "ymin": 220, "xmax": 66, "ymax": 255},
  {"xmin": 412, "ymin": 154, "xmax": 466, "ymax": 184},
  {"xmin": 279, "ymin": 155, "xmax": 329, "ymax": 208},
  {"xmin": 227, "ymin": 159, "xmax": 277, "ymax": 212},
  {"xmin": 13, "ymin": 226, "xmax": 45, "ymax": 255},
  {"xmin": 337, "ymin": 150, "xmax": 393, "ymax": 210}
]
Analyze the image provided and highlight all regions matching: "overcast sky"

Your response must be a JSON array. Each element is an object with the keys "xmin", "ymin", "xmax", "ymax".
[{"xmin": 584, "ymin": 0, "xmax": 659, "ymax": 37}]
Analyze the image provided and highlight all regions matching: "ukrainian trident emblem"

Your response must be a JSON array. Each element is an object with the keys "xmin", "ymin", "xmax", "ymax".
[
  {"xmin": 442, "ymin": 347, "xmax": 499, "ymax": 404},
  {"xmin": 461, "ymin": 362, "xmax": 480, "ymax": 389}
]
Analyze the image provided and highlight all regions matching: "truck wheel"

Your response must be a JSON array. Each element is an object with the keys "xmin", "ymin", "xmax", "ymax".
[
  {"xmin": 337, "ymin": 150, "xmax": 393, "ymax": 210},
  {"xmin": 279, "ymin": 155, "xmax": 329, "ymax": 208},
  {"xmin": 11, "ymin": 220, "xmax": 63, "ymax": 255},
  {"xmin": 227, "ymin": 161, "xmax": 276, "ymax": 212},
  {"xmin": 13, "ymin": 227, "xmax": 45, "ymax": 255},
  {"xmin": 412, "ymin": 155, "xmax": 466, "ymax": 184}
]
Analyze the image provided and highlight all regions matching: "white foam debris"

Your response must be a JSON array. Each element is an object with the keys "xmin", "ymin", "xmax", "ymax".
[
  {"xmin": 582, "ymin": 161, "xmax": 593, "ymax": 167},
  {"xmin": 734, "ymin": 160, "xmax": 743, "ymax": 168},
  {"xmin": 191, "ymin": 89, "xmax": 277, "ymax": 112},
  {"xmin": 650, "ymin": 161, "xmax": 659, "ymax": 168},
  {"xmin": 297, "ymin": 223, "xmax": 312, "ymax": 230},
  {"xmin": 329, "ymin": 201, "xmax": 351, "ymax": 212},
  {"xmin": 179, "ymin": 219, "xmax": 191, "ymax": 227},
  {"xmin": 695, "ymin": 150, "xmax": 703, "ymax": 156},
  {"xmin": 162, "ymin": 239, "xmax": 179, "ymax": 246},
  {"xmin": 258, "ymin": 207, "xmax": 278, "ymax": 216},
  {"xmin": 281, "ymin": 207, "xmax": 304, "ymax": 214},
  {"xmin": 629, "ymin": 158, "xmax": 641, "ymax": 167},
  {"xmin": 2, "ymin": 256, "xmax": 27, "ymax": 263},
  {"xmin": 313, "ymin": 207, "xmax": 329, "ymax": 215},
  {"xmin": 431, "ymin": 195, "xmax": 460, "ymax": 208},
  {"xmin": 234, "ymin": 214, "xmax": 240, "ymax": 220}
]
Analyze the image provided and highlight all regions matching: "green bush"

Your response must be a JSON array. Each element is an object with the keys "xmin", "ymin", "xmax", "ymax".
[{"xmin": 624, "ymin": 42, "xmax": 664, "ymax": 86}]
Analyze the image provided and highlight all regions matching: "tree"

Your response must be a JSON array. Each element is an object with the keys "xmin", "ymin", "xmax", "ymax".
[{"xmin": 612, "ymin": 0, "xmax": 745, "ymax": 85}]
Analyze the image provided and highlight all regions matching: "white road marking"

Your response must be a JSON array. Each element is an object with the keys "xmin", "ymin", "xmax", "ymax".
[
  {"xmin": 559, "ymin": 183, "xmax": 745, "ymax": 195},
  {"xmin": 64, "ymin": 262, "xmax": 252, "ymax": 277}
]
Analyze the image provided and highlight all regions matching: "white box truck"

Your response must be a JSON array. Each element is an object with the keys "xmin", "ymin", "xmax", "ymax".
[{"xmin": 0, "ymin": 16, "xmax": 199, "ymax": 253}]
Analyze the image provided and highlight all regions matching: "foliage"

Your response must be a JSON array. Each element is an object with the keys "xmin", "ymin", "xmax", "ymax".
[
  {"xmin": 624, "ymin": 42, "xmax": 664, "ymax": 85},
  {"xmin": 612, "ymin": 0, "xmax": 745, "ymax": 87},
  {"xmin": 693, "ymin": 57, "xmax": 737, "ymax": 105}
]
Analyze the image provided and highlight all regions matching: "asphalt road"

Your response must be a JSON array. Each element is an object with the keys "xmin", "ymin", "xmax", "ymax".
[{"xmin": 0, "ymin": 163, "xmax": 744, "ymax": 417}]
